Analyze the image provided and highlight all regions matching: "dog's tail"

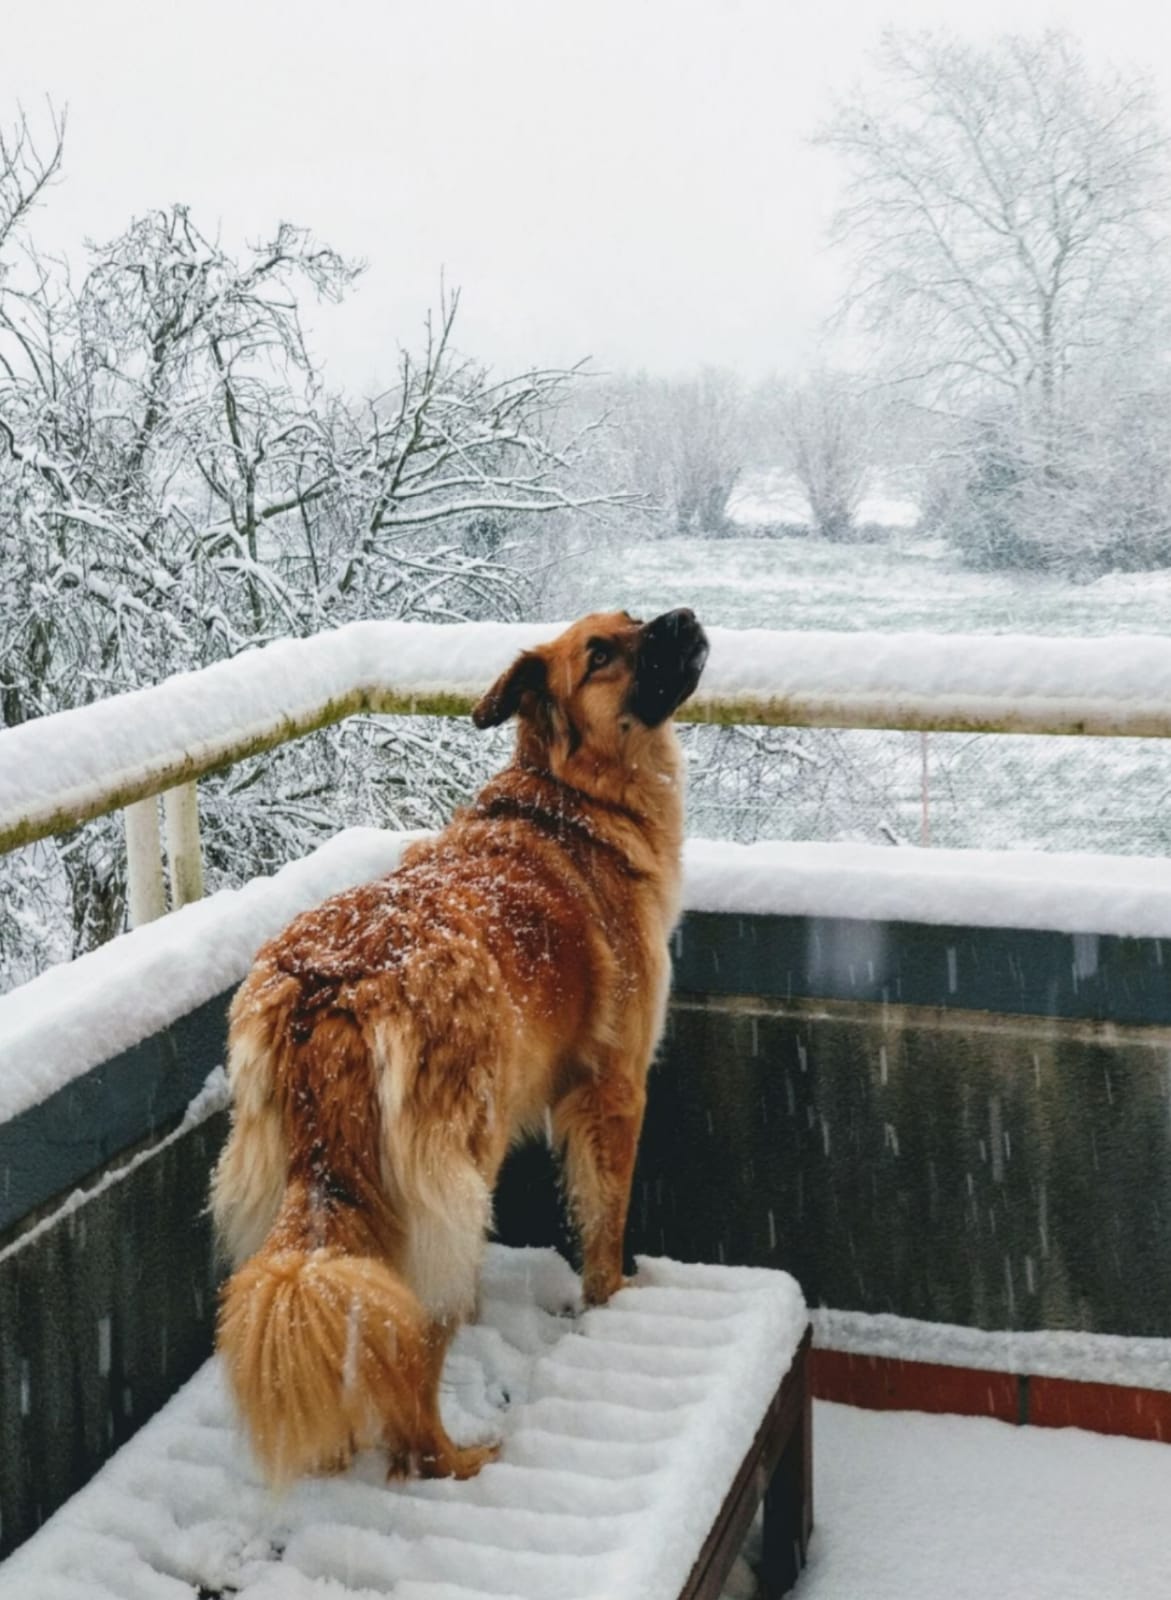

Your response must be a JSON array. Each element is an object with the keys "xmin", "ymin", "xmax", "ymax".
[
  {"xmin": 215, "ymin": 996, "xmax": 495, "ymax": 1485},
  {"xmin": 218, "ymin": 1232, "xmax": 438, "ymax": 1484}
]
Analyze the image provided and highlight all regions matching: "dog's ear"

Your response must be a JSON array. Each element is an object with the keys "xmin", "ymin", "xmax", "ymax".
[{"xmin": 472, "ymin": 651, "xmax": 548, "ymax": 729}]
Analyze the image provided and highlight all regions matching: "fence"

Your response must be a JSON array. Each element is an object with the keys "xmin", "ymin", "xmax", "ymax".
[{"xmin": 3, "ymin": 619, "xmax": 1171, "ymax": 941}]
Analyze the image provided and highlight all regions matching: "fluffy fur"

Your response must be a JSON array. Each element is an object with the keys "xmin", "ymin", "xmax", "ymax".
[{"xmin": 211, "ymin": 608, "xmax": 707, "ymax": 1485}]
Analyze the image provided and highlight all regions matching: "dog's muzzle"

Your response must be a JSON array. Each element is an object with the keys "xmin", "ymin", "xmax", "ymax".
[{"xmin": 626, "ymin": 608, "xmax": 709, "ymax": 727}]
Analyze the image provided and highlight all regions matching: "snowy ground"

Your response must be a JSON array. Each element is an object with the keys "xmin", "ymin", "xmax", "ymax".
[
  {"xmin": 801, "ymin": 1401, "xmax": 1171, "ymax": 1600},
  {"xmin": 564, "ymin": 527, "xmax": 1171, "ymax": 855}
]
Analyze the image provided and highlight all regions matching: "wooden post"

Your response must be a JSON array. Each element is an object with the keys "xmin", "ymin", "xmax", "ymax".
[
  {"xmin": 123, "ymin": 798, "xmax": 166, "ymax": 927},
  {"xmin": 162, "ymin": 782, "xmax": 204, "ymax": 909}
]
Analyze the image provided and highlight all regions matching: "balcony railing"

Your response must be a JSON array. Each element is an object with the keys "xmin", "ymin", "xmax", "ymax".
[{"xmin": 3, "ymin": 619, "xmax": 1171, "ymax": 931}]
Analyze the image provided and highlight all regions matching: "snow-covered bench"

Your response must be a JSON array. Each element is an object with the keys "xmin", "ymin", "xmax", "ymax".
[{"xmin": 0, "ymin": 1246, "xmax": 811, "ymax": 1600}]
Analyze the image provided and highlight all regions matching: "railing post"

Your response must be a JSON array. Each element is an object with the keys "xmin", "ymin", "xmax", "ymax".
[
  {"xmin": 163, "ymin": 782, "xmax": 204, "ymax": 910},
  {"xmin": 123, "ymin": 798, "xmax": 166, "ymax": 927}
]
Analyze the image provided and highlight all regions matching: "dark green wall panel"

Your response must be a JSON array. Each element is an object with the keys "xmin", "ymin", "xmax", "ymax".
[
  {"xmin": 0, "ymin": 1111, "xmax": 226, "ymax": 1559},
  {"xmin": 0, "ymin": 994, "xmax": 228, "ymax": 1233},
  {"xmin": 629, "ymin": 998, "xmax": 1171, "ymax": 1336},
  {"xmin": 673, "ymin": 913, "xmax": 1171, "ymax": 1027}
]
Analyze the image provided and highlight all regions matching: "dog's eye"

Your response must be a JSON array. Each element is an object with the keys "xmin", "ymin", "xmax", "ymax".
[{"xmin": 588, "ymin": 643, "xmax": 613, "ymax": 672}]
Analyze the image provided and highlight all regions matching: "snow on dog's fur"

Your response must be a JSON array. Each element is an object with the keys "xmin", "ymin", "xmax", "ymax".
[{"xmin": 211, "ymin": 609, "xmax": 708, "ymax": 1485}]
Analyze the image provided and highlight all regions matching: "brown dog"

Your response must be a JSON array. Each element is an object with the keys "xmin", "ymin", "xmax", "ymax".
[{"xmin": 211, "ymin": 608, "xmax": 708, "ymax": 1485}]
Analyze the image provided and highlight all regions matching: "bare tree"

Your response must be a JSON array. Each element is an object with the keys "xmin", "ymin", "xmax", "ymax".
[
  {"xmin": 755, "ymin": 370, "xmax": 876, "ymax": 541},
  {"xmin": 613, "ymin": 368, "xmax": 744, "ymax": 535},
  {"xmin": 0, "ymin": 179, "xmax": 631, "ymax": 978},
  {"xmin": 817, "ymin": 30, "xmax": 1171, "ymax": 569},
  {"xmin": 820, "ymin": 32, "xmax": 1169, "ymax": 423},
  {"xmin": 0, "ymin": 104, "xmax": 63, "ymax": 263}
]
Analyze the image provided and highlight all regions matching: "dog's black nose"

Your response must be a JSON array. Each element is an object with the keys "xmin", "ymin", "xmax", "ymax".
[
  {"xmin": 646, "ymin": 607, "xmax": 701, "ymax": 643},
  {"xmin": 627, "ymin": 609, "xmax": 707, "ymax": 727},
  {"xmin": 641, "ymin": 608, "xmax": 706, "ymax": 659}
]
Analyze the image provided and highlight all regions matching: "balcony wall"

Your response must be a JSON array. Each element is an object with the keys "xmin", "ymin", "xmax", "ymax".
[
  {"xmin": 499, "ymin": 911, "xmax": 1171, "ymax": 1337},
  {"xmin": 2, "ymin": 886, "xmax": 1169, "ymax": 1555}
]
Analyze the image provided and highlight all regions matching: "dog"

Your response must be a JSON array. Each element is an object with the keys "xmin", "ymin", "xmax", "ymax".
[{"xmin": 211, "ymin": 607, "xmax": 708, "ymax": 1485}]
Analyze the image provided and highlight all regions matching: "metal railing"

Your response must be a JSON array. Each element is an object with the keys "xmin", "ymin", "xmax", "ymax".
[{"xmin": 3, "ymin": 618, "xmax": 1170, "ymax": 928}]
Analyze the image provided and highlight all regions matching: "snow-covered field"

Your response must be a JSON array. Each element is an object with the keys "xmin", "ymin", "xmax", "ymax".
[{"xmin": 566, "ymin": 528, "xmax": 1171, "ymax": 854}]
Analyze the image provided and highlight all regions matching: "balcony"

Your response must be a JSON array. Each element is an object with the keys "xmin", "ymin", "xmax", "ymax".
[{"xmin": 1, "ymin": 621, "xmax": 1170, "ymax": 1596}]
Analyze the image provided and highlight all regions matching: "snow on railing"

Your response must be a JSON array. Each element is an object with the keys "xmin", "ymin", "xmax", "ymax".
[{"xmin": 4, "ymin": 618, "xmax": 1171, "ymax": 923}]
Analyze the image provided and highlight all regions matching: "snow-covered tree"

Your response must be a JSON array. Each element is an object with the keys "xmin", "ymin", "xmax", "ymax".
[
  {"xmin": 753, "ymin": 371, "xmax": 876, "ymax": 542},
  {"xmin": 818, "ymin": 30, "xmax": 1171, "ymax": 571},
  {"xmin": 0, "ymin": 125, "xmax": 629, "ymax": 982},
  {"xmin": 609, "ymin": 368, "xmax": 744, "ymax": 535}
]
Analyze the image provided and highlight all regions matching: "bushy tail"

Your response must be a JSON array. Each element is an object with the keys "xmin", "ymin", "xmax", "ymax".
[
  {"xmin": 219, "ymin": 1241, "xmax": 492, "ymax": 1478},
  {"xmin": 218, "ymin": 1244, "xmax": 439, "ymax": 1485},
  {"xmin": 214, "ymin": 980, "xmax": 498, "ymax": 1485}
]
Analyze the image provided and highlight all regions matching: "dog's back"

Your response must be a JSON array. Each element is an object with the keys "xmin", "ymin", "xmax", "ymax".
[{"xmin": 213, "ymin": 802, "xmax": 624, "ymax": 1482}]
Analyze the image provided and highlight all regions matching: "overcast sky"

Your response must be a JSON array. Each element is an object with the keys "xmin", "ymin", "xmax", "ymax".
[{"xmin": 3, "ymin": 0, "xmax": 1170, "ymax": 392}]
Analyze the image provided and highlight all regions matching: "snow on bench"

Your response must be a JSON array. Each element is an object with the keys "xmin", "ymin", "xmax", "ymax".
[{"xmin": 0, "ymin": 1246, "xmax": 810, "ymax": 1600}]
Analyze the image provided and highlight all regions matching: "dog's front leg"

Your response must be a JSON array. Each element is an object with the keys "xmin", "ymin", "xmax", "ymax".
[{"xmin": 554, "ymin": 1070, "xmax": 647, "ymax": 1306}]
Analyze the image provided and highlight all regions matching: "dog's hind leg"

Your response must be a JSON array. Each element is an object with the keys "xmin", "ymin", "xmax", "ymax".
[
  {"xmin": 395, "ymin": 1151, "xmax": 491, "ymax": 1323},
  {"xmin": 386, "ymin": 1314, "xmax": 499, "ymax": 1482},
  {"xmin": 554, "ymin": 1070, "xmax": 647, "ymax": 1307},
  {"xmin": 386, "ymin": 1151, "xmax": 500, "ymax": 1477},
  {"xmin": 211, "ymin": 1014, "xmax": 289, "ymax": 1267}
]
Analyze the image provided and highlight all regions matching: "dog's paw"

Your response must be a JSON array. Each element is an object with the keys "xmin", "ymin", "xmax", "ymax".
[
  {"xmin": 414, "ymin": 1440, "xmax": 500, "ymax": 1481},
  {"xmin": 391, "ymin": 1438, "xmax": 501, "ymax": 1482},
  {"xmin": 582, "ymin": 1270, "xmax": 632, "ymax": 1308},
  {"xmin": 447, "ymin": 1440, "xmax": 501, "ymax": 1480}
]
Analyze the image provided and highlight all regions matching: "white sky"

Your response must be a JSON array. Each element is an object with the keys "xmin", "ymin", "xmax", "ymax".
[{"xmin": 3, "ymin": 0, "xmax": 1171, "ymax": 391}]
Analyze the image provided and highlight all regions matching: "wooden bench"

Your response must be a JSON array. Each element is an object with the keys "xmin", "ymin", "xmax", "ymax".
[
  {"xmin": 0, "ymin": 1248, "xmax": 811, "ymax": 1600},
  {"xmin": 684, "ymin": 1325, "xmax": 812, "ymax": 1599}
]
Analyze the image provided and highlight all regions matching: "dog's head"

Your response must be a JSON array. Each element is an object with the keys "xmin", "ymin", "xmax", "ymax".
[{"xmin": 472, "ymin": 609, "xmax": 708, "ymax": 792}]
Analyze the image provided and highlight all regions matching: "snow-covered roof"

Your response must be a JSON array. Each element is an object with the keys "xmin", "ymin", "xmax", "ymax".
[
  {"xmin": 0, "ymin": 1243, "xmax": 807, "ymax": 1600},
  {"xmin": 808, "ymin": 1400, "xmax": 1171, "ymax": 1599}
]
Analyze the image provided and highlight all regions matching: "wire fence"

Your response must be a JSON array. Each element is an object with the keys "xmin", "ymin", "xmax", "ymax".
[{"xmin": 681, "ymin": 725, "xmax": 1171, "ymax": 856}]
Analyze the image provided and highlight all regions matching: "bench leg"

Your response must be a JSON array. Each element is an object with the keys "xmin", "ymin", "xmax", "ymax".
[{"xmin": 760, "ymin": 1380, "xmax": 812, "ymax": 1597}]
